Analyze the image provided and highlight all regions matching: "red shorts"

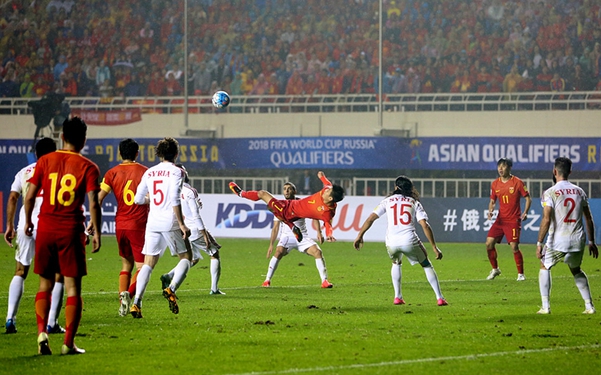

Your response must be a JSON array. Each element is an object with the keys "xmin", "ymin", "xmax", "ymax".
[
  {"xmin": 268, "ymin": 198, "xmax": 295, "ymax": 222},
  {"xmin": 487, "ymin": 219, "xmax": 521, "ymax": 244},
  {"xmin": 34, "ymin": 229, "xmax": 87, "ymax": 278},
  {"xmin": 116, "ymin": 229, "xmax": 145, "ymax": 263}
]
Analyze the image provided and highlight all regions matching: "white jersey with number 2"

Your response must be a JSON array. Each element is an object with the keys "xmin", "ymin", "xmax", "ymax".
[
  {"xmin": 373, "ymin": 194, "xmax": 427, "ymax": 246},
  {"xmin": 541, "ymin": 180, "xmax": 588, "ymax": 253}
]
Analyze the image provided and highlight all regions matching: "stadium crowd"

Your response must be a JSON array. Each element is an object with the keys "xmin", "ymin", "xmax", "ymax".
[{"xmin": 1, "ymin": 0, "xmax": 601, "ymax": 100}]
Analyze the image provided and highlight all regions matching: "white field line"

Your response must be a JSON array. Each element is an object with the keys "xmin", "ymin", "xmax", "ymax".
[{"xmin": 225, "ymin": 344, "xmax": 601, "ymax": 375}]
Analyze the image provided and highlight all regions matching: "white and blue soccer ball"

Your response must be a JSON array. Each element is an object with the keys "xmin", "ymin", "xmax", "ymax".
[{"xmin": 212, "ymin": 90, "xmax": 231, "ymax": 108}]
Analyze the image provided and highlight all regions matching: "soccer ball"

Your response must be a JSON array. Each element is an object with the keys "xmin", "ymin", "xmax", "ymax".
[{"xmin": 212, "ymin": 91, "xmax": 230, "ymax": 108}]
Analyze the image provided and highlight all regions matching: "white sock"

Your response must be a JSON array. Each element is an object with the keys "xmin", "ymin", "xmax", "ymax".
[
  {"xmin": 424, "ymin": 266, "xmax": 443, "ymax": 299},
  {"xmin": 171, "ymin": 259, "xmax": 191, "ymax": 291},
  {"xmin": 7, "ymin": 276, "xmax": 24, "ymax": 321},
  {"xmin": 391, "ymin": 263, "xmax": 402, "ymax": 299},
  {"xmin": 134, "ymin": 264, "xmax": 153, "ymax": 305},
  {"xmin": 47, "ymin": 281, "xmax": 64, "ymax": 327},
  {"xmin": 266, "ymin": 257, "xmax": 280, "ymax": 281},
  {"xmin": 573, "ymin": 271, "xmax": 593, "ymax": 309},
  {"xmin": 210, "ymin": 258, "xmax": 221, "ymax": 291},
  {"xmin": 539, "ymin": 269, "xmax": 551, "ymax": 309},
  {"xmin": 315, "ymin": 258, "xmax": 327, "ymax": 281}
]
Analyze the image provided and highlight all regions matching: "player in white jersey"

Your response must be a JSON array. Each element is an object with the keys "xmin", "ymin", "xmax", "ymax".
[
  {"xmin": 353, "ymin": 175, "xmax": 448, "ymax": 306},
  {"xmin": 261, "ymin": 182, "xmax": 333, "ymax": 288},
  {"xmin": 160, "ymin": 165, "xmax": 224, "ymax": 295},
  {"xmin": 129, "ymin": 138, "xmax": 191, "ymax": 318},
  {"xmin": 3, "ymin": 138, "xmax": 66, "ymax": 334},
  {"xmin": 535, "ymin": 157, "xmax": 598, "ymax": 315}
]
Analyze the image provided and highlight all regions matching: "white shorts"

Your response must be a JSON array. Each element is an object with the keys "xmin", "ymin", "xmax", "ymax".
[
  {"xmin": 541, "ymin": 247, "xmax": 584, "ymax": 270},
  {"xmin": 15, "ymin": 228, "xmax": 36, "ymax": 266},
  {"xmin": 277, "ymin": 235, "xmax": 319, "ymax": 255},
  {"xmin": 386, "ymin": 240, "xmax": 428, "ymax": 265},
  {"xmin": 189, "ymin": 236, "xmax": 219, "ymax": 261},
  {"xmin": 142, "ymin": 230, "xmax": 187, "ymax": 257}
]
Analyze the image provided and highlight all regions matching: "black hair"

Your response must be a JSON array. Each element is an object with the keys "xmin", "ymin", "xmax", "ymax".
[
  {"xmin": 62, "ymin": 116, "xmax": 87, "ymax": 149},
  {"xmin": 175, "ymin": 163, "xmax": 190, "ymax": 183},
  {"xmin": 330, "ymin": 184, "xmax": 345, "ymax": 202},
  {"xmin": 156, "ymin": 137, "xmax": 179, "ymax": 162},
  {"xmin": 497, "ymin": 158, "xmax": 513, "ymax": 168},
  {"xmin": 284, "ymin": 182, "xmax": 297, "ymax": 192},
  {"xmin": 119, "ymin": 138, "xmax": 139, "ymax": 161},
  {"xmin": 392, "ymin": 175, "xmax": 420, "ymax": 200},
  {"xmin": 554, "ymin": 157, "xmax": 572, "ymax": 179},
  {"xmin": 35, "ymin": 137, "xmax": 56, "ymax": 158}
]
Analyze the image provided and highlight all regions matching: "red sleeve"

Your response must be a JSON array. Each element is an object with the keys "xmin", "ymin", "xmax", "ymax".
[
  {"xmin": 319, "ymin": 174, "xmax": 332, "ymax": 188},
  {"xmin": 85, "ymin": 162, "xmax": 101, "ymax": 193}
]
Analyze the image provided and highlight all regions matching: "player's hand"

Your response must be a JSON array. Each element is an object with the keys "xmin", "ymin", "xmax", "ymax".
[
  {"xmin": 91, "ymin": 233, "xmax": 101, "ymax": 253},
  {"xmin": 25, "ymin": 221, "xmax": 34, "ymax": 237},
  {"xmin": 316, "ymin": 231, "xmax": 324, "ymax": 244},
  {"xmin": 180, "ymin": 224, "xmax": 191, "ymax": 240},
  {"xmin": 353, "ymin": 238, "xmax": 363, "ymax": 251},
  {"xmin": 266, "ymin": 245, "xmax": 274, "ymax": 258},
  {"xmin": 536, "ymin": 244, "xmax": 544, "ymax": 259},
  {"xmin": 317, "ymin": 171, "xmax": 325, "ymax": 179},
  {"xmin": 85, "ymin": 222, "xmax": 95, "ymax": 236},
  {"xmin": 521, "ymin": 212, "xmax": 528, "ymax": 221},
  {"xmin": 589, "ymin": 243, "xmax": 599, "ymax": 259},
  {"xmin": 434, "ymin": 246, "xmax": 443, "ymax": 260},
  {"xmin": 4, "ymin": 226, "xmax": 15, "ymax": 247}
]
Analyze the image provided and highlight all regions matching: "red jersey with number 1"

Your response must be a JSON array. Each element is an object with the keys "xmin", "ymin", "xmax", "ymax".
[
  {"xmin": 490, "ymin": 175, "xmax": 529, "ymax": 221},
  {"xmin": 288, "ymin": 175, "xmax": 337, "ymax": 237},
  {"xmin": 101, "ymin": 162, "xmax": 149, "ymax": 230},
  {"xmin": 29, "ymin": 150, "xmax": 100, "ymax": 232}
]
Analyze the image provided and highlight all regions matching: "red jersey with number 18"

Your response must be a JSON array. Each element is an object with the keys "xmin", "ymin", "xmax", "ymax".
[
  {"xmin": 29, "ymin": 150, "xmax": 100, "ymax": 232},
  {"xmin": 101, "ymin": 162, "xmax": 149, "ymax": 230},
  {"xmin": 490, "ymin": 176, "xmax": 529, "ymax": 221}
]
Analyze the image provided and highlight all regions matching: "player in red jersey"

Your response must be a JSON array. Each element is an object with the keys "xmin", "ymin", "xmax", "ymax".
[
  {"xmin": 485, "ymin": 158, "xmax": 532, "ymax": 281},
  {"xmin": 229, "ymin": 171, "xmax": 345, "ymax": 242},
  {"xmin": 24, "ymin": 117, "xmax": 101, "ymax": 355},
  {"xmin": 96, "ymin": 138, "xmax": 148, "ymax": 317}
]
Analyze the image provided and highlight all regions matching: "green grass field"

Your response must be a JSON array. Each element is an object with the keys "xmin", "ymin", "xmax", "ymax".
[{"xmin": 0, "ymin": 237, "xmax": 600, "ymax": 374}]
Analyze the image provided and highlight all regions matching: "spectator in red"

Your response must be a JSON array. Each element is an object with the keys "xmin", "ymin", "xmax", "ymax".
[
  {"xmin": 147, "ymin": 70, "xmax": 166, "ymax": 96},
  {"xmin": 476, "ymin": 65, "xmax": 491, "ymax": 93},
  {"xmin": 33, "ymin": 76, "xmax": 51, "ymax": 97},
  {"xmin": 316, "ymin": 69, "xmax": 330, "ymax": 94},
  {"xmin": 165, "ymin": 72, "xmax": 182, "ymax": 96},
  {"xmin": 550, "ymin": 72, "xmax": 565, "ymax": 92},
  {"xmin": 285, "ymin": 70, "xmax": 304, "ymax": 95},
  {"xmin": 536, "ymin": 66, "xmax": 553, "ymax": 91}
]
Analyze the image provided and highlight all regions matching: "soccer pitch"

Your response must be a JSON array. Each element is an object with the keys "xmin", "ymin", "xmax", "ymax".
[{"xmin": 0, "ymin": 237, "xmax": 599, "ymax": 374}]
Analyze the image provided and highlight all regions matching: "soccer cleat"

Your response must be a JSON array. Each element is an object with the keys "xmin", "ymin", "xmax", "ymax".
[
  {"xmin": 292, "ymin": 225, "xmax": 303, "ymax": 242},
  {"xmin": 536, "ymin": 307, "xmax": 551, "ymax": 315},
  {"xmin": 163, "ymin": 287, "xmax": 179, "ymax": 314},
  {"xmin": 37, "ymin": 332, "xmax": 52, "ymax": 355},
  {"xmin": 394, "ymin": 297, "xmax": 405, "ymax": 305},
  {"xmin": 229, "ymin": 182, "xmax": 243, "ymax": 197},
  {"xmin": 209, "ymin": 290, "xmax": 226, "ymax": 295},
  {"xmin": 130, "ymin": 303, "xmax": 143, "ymax": 319},
  {"xmin": 47, "ymin": 323, "xmax": 66, "ymax": 334},
  {"xmin": 582, "ymin": 307, "xmax": 596, "ymax": 314},
  {"xmin": 486, "ymin": 268, "xmax": 501, "ymax": 280},
  {"xmin": 262, "ymin": 280, "xmax": 271, "ymax": 287},
  {"xmin": 119, "ymin": 291, "xmax": 131, "ymax": 317},
  {"xmin": 5, "ymin": 319, "xmax": 17, "ymax": 334},
  {"xmin": 321, "ymin": 279, "xmax": 333, "ymax": 288},
  {"xmin": 517, "ymin": 273, "xmax": 526, "ymax": 281},
  {"xmin": 437, "ymin": 298, "xmax": 448, "ymax": 306},
  {"xmin": 61, "ymin": 344, "xmax": 85, "ymax": 355},
  {"xmin": 160, "ymin": 274, "xmax": 171, "ymax": 290}
]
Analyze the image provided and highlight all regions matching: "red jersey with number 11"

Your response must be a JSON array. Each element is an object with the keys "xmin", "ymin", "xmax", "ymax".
[{"xmin": 490, "ymin": 175, "xmax": 529, "ymax": 221}]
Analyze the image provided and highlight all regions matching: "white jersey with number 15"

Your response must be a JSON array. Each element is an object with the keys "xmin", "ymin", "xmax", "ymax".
[{"xmin": 373, "ymin": 194, "xmax": 427, "ymax": 246}]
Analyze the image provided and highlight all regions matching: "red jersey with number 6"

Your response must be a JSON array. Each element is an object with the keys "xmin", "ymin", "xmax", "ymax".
[
  {"xmin": 29, "ymin": 150, "xmax": 100, "ymax": 232},
  {"xmin": 490, "ymin": 176, "xmax": 529, "ymax": 221},
  {"xmin": 100, "ymin": 162, "xmax": 149, "ymax": 230}
]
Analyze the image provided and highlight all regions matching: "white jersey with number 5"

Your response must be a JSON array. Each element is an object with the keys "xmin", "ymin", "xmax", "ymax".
[
  {"xmin": 373, "ymin": 194, "xmax": 427, "ymax": 246},
  {"xmin": 541, "ymin": 180, "xmax": 587, "ymax": 252},
  {"xmin": 135, "ymin": 161, "xmax": 184, "ymax": 232}
]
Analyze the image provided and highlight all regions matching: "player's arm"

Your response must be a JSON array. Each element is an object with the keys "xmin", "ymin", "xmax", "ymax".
[
  {"xmin": 23, "ymin": 182, "xmax": 40, "ymax": 237},
  {"xmin": 317, "ymin": 171, "xmax": 332, "ymax": 188},
  {"xmin": 4, "ymin": 191, "xmax": 20, "ymax": 246},
  {"xmin": 487, "ymin": 198, "xmax": 496, "ymax": 220},
  {"xmin": 172, "ymin": 172, "xmax": 190, "ymax": 239},
  {"xmin": 418, "ymin": 218, "xmax": 443, "ymax": 260},
  {"xmin": 353, "ymin": 212, "xmax": 378, "ymax": 251},
  {"xmin": 521, "ymin": 193, "xmax": 532, "ymax": 220},
  {"xmin": 133, "ymin": 175, "xmax": 149, "ymax": 205},
  {"xmin": 88, "ymin": 189, "xmax": 102, "ymax": 253},
  {"xmin": 267, "ymin": 220, "xmax": 281, "ymax": 258},
  {"xmin": 583, "ymin": 205, "xmax": 598, "ymax": 259},
  {"xmin": 323, "ymin": 219, "xmax": 336, "ymax": 242},
  {"xmin": 536, "ymin": 205, "xmax": 553, "ymax": 259},
  {"xmin": 313, "ymin": 219, "xmax": 324, "ymax": 244}
]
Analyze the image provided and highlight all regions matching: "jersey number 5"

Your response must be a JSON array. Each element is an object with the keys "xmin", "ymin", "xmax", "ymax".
[{"xmin": 153, "ymin": 180, "xmax": 165, "ymax": 205}]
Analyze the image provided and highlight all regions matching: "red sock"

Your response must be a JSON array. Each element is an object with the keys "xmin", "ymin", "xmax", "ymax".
[
  {"xmin": 119, "ymin": 271, "xmax": 131, "ymax": 294},
  {"xmin": 128, "ymin": 269, "xmax": 139, "ymax": 296},
  {"xmin": 35, "ymin": 291, "xmax": 51, "ymax": 334},
  {"xmin": 64, "ymin": 296, "xmax": 83, "ymax": 348},
  {"xmin": 514, "ymin": 250, "xmax": 524, "ymax": 274},
  {"xmin": 487, "ymin": 248, "xmax": 498, "ymax": 269},
  {"xmin": 241, "ymin": 190, "xmax": 259, "ymax": 201}
]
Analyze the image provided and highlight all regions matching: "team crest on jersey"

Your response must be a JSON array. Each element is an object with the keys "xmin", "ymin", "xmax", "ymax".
[{"xmin": 509, "ymin": 187, "xmax": 514, "ymax": 194}]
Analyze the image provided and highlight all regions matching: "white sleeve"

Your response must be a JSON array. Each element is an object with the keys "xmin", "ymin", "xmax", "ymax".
[
  {"xmin": 183, "ymin": 190, "xmax": 203, "ymax": 229},
  {"xmin": 134, "ymin": 173, "xmax": 149, "ymax": 205},
  {"xmin": 169, "ymin": 168, "xmax": 183, "ymax": 207},
  {"xmin": 415, "ymin": 201, "xmax": 428, "ymax": 222}
]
